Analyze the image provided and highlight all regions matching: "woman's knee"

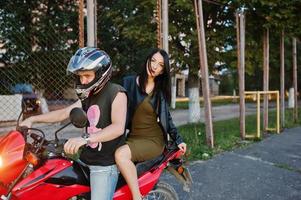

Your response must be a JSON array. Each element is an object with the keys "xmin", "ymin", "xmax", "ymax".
[{"xmin": 115, "ymin": 145, "xmax": 131, "ymax": 163}]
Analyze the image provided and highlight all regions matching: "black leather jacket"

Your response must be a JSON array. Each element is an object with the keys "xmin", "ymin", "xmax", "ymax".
[{"xmin": 122, "ymin": 75, "xmax": 183, "ymax": 145}]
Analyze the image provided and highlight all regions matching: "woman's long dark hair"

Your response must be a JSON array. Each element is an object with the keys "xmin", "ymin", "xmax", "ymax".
[{"xmin": 138, "ymin": 48, "xmax": 171, "ymax": 104}]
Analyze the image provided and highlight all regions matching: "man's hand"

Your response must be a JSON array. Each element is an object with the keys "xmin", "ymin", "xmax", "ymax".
[
  {"xmin": 64, "ymin": 137, "xmax": 87, "ymax": 155},
  {"xmin": 20, "ymin": 117, "xmax": 34, "ymax": 128},
  {"xmin": 178, "ymin": 142, "xmax": 187, "ymax": 154}
]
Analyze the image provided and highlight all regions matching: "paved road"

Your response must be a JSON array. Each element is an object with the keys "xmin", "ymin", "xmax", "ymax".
[
  {"xmin": 160, "ymin": 127, "xmax": 301, "ymax": 200},
  {"xmin": 171, "ymin": 104, "xmax": 244, "ymax": 126}
]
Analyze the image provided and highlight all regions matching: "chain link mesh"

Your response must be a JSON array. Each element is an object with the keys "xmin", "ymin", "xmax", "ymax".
[{"xmin": 0, "ymin": 1, "xmax": 79, "ymax": 122}]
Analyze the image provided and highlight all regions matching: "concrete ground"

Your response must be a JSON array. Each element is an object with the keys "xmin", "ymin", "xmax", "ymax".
[{"xmin": 160, "ymin": 127, "xmax": 301, "ymax": 200}]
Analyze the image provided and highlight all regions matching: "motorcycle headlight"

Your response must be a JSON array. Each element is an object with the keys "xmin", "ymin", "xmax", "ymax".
[
  {"xmin": 0, "ymin": 156, "xmax": 3, "ymax": 168},
  {"xmin": 35, "ymin": 99, "xmax": 41, "ymax": 105}
]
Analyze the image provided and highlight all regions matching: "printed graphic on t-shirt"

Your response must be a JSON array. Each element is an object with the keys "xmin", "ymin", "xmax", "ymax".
[{"xmin": 87, "ymin": 105, "xmax": 102, "ymax": 150}]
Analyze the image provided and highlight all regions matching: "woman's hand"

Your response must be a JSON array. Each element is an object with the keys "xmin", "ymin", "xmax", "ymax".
[
  {"xmin": 178, "ymin": 142, "xmax": 187, "ymax": 154},
  {"xmin": 64, "ymin": 137, "xmax": 87, "ymax": 155}
]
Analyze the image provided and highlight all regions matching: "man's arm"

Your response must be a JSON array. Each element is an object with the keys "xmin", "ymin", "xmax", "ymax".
[
  {"xmin": 20, "ymin": 100, "xmax": 82, "ymax": 127},
  {"xmin": 89, "ymin": 91, "xmax": 127, "ymax": 142},
  {"xmin": 64, "ymin": 92, "xmax": 127, "ymax": 155}
]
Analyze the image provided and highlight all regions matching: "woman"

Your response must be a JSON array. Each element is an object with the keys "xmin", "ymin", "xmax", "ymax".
[{"xmin": 115, "ymin": 48, "xmax": 187, "ymax": 200}]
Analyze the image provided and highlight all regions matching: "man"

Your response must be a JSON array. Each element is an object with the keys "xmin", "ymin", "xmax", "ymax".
[{"xmin": 21, "ymin": 47, "xmax": 127, "ymax": 200}]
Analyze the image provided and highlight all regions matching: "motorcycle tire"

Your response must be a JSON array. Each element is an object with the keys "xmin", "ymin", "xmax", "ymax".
[
  {"xmin": 69, "ymin": 193, "xmax": 90, "ymax": 200},
  {"xmin": 144, "ymin": 181, "xmax": 179, "ymax": 200}
]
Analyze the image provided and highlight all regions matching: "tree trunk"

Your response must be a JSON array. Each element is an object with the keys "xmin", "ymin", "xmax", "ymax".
[{"xmin": 188, "ymin": 73, "xmax": 201, "ymax": 123}]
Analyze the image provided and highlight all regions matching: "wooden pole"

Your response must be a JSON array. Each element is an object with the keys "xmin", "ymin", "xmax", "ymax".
[
  {"xmin": 292, "ymin": 37, "xmax": 298, "ymax": 122},
  {"xmin": 162, "ymin": 0, "xmax": 176, "ymax": 109},
  {"xmin": 276, "ymin": 91, "xmax": 280, "ymax": 133},
  {"xmin": 194, "ymin": 0, "xmax": 214, "ymax": 148},
  {"xmin": 156, "ymin": 0, "xmax": 162, "ymax": 48},
  {"xmin": 87, "ymin": 0, "xmax": 97, "ymax": 47},
  {"xmin": 280, "ymin": 30, "xmax": 285, "ymax": 128},
  {"xmin": 257, "ymin": 92, "xmax": 260, "ymax": 138},
  {"xmin": 236, "ymin": 11, "xmax": 246, "ymax": 139},
  {"xmin": 78, "ymin": 0, "xmax": 84, "ymax": 48},
  {"xmin": 162, "ymin": 0, "xmax": 168, "ymax": 53},
  {"xmin": 263, "ymin": 28, "xmax": 269, "ymax": 132}
]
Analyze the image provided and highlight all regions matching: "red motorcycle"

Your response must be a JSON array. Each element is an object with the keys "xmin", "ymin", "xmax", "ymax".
[{"xmin": 0, "ymin": 108, "xmax": 192, "ymax": 200}]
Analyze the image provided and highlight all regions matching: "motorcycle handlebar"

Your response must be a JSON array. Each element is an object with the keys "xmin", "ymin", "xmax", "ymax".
[
  {"xmin": 16, "ymin": 126, "xmax": 29, "ymax": 136},
  {"xmin": 18, "ymin": 127, "xmax": 46, "ymax": 154}
]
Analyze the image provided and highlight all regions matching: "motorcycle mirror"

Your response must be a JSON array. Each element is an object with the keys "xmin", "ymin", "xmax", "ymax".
[{"xmin": 70, "ymin": 107, "xmax": 87, "ymax": 128}]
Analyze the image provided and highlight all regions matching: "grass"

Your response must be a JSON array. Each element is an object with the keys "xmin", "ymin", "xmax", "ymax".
[
  {"xmin": 274, "ymin": 163, "xmax": 298, "ymax": 172},
  {"xmin": 179, "ymin": 108, "xmax": 301, "ymax": 161},
  {"xmin": 178, "ymin": 117, "xmax": 247, "ymax": 161}
]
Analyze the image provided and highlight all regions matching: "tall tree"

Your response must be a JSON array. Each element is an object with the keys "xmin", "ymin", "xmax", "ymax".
[{"xmin": 96, "ymin": 0, "xmax": 156, "ymax": 79}]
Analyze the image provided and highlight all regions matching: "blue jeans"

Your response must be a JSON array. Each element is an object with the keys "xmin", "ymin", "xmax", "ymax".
[{"xmin": 77, "ymin": 160, "xmax": 118, "ymax": 200}]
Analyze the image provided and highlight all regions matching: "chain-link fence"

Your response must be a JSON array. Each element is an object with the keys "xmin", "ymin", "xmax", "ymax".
[
  {"xmin": 1, "ymin": 0, "xmax": 226, "ymax": 126},
  {"xmin": 0, "ymin": 1, "xmax": 79, "ymax": 122}
]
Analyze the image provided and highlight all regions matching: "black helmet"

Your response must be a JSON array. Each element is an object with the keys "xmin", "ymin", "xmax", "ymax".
[{"xmin": 67, "ymin": 47, "xmax": 112, "ymax": 100}]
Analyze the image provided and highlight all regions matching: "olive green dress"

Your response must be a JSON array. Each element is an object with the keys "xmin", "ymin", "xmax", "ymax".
[{"xmin": 126, "ymin": 95, "xmax": 165, "ymax": 162}]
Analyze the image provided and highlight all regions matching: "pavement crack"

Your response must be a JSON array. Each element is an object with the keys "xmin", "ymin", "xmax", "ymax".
[
  {"xmin": 231, "ymin": 152, "xmax": 301, "ymax": 174},
  {"xmin": 231, "ymin": 153, "xmax": 275, "ymax": 166}
]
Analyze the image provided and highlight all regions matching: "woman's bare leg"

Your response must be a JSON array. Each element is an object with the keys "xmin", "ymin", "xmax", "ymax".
[{"xmin": 115, "ymin": 145, "xmax": 142, "ymax": 200}]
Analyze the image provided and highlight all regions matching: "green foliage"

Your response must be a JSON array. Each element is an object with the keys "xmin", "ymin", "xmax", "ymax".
[
  {"xmin": 96, "ymin": 0, "xmax": 238, "ymax": 82},
  {"xmin": 2, "ymin": 0, "xmax": 301, "ymax": 95},
  {"xmin": 169, "ymin": 0, "xmax": 236, "ymax": 76},
  {"xmin": 1, "ymin": 0, "xmax": 78, "ymax": 97},
  {"xmin": 219, "ymin": 73, "xmax": 235, "ymax": 94},
  {"xmin": 227, "ymin": 0, "xmax": 301, "ymax": 91},
  {"xmin": 96, "ymin": 0, "xmax": 157, "ymax": 78}
]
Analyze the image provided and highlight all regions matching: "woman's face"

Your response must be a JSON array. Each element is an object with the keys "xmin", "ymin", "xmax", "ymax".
[{"xmin": 147, "ymin": 52, "xmax": 164, "ymax": 78}]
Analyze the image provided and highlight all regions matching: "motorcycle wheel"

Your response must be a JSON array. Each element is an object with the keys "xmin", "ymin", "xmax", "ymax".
[
  {"xmin": 144, "ymin": 181, "xmax": 179, "ymax": 200},
  {"xmin": 69, "ymin": 194, "xmax": 89, "ymax": 200}
]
